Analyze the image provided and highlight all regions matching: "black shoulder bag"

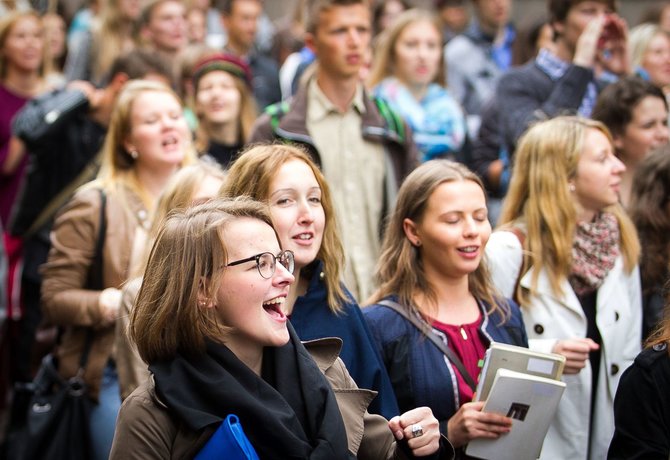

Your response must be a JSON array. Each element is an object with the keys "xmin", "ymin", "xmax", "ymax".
[
  {"xmin": 377, "ymin": 299, "xmax": 478, "ymax": 392},
  {"xmin": 6, "ymin": 189, "xmax": 107, "ymax": 460}
]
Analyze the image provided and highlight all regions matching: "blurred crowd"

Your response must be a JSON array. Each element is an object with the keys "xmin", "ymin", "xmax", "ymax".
[{"xmin": 1, "ymin": 0, "xmax": 670, "ymax": 459}]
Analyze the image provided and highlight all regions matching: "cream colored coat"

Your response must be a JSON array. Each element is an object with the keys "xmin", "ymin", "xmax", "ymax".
[{"xmin": 486, "ymin": 231, "xmax": 642, "ymax": 460}]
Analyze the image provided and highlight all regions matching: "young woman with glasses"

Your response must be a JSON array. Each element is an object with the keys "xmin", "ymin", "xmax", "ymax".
[
  {"xmin": 110, "ymin": 198, "xmax": 451, "ymax": 459},
  {"xmin": 220, "ymin": 143, "xmax": 399, "ymax": 419}
]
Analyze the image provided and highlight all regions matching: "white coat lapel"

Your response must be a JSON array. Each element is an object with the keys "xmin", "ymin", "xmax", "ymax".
[{"xmin": 520, "ymin": 267, "xmax": 585, "ymax": 317}]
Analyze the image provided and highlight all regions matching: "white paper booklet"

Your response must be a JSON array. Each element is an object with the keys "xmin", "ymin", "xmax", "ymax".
[
  {"xmin": 475, "ymin": 342, "xmax": 566, "ymax": 401},
  {"xmin": 465, "ymin": 368, "xmax": 566, "ymax": 460}
]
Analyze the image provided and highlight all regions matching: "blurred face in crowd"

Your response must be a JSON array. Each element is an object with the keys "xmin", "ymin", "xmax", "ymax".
[
  {"xmin": 143, "ymin": 0, "xmax": 188, "ymax": 54},
  {"xmin": 124, "ymin": 90, "xmax": 190, "ymax": 172},
  {"xmin": 187, "ymin": 8, "xmax": 207, "ymax": 43},
  {"xmin": 438, "ymin": 1, "xmax": 469, "ymax": 33},
  {"xmin": 641, "ymin": 32, "xmax": 670, "ymax": 89},
  {"xmin": 267, "ymin": 159, "xmax": 326, "ymax": 271},
  {"xmin": 42, "ymin": 13, "xmax": 65, "ymax": 62},
  {"xmin": 306, "ymin": 3, "xmax": 372, "ymax": 81},
  {"xmin": 614, "ymin": 96, "xmax": 670, "ymax": 165},
  {"xmin": 195, "ymin": 70, "xmax": 242, "ymax": 127},
  {"xmin": 119, "ymin": 0, "xmax": 143, "ymax": 21},
  {"xmin": 377, "ymin": 0, "xmax": 407, "ymax": 32},
  {"xmin": 553, "ymin": 1, "xmax": 613, "ymax": 52},
  {"xmin": 394, "ymin": 19, "xmax": 442, "ymax": 89},
  {"xmin": 572, "ymin": 128, "xmax": 625, "ymax": 218},
  {"xmin": 224, "ymin": 0, "xmax": 261, "ymax": 54},
  {"xmin": 474, "ymin": 0, "xmax": 512, "ymax": 32},
  {"xmin": 2, "ymin": 14, "xmax": 44, "ymax": 75}
]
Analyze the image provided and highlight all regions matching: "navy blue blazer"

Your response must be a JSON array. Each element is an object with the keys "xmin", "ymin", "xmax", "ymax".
[
  {"xmin": 364, "ymin": 295, "xmax": 528, "ymax": 429},
  {"xmin": 289, "ymin": 262, "xmax": 399, "ymax": 419}
]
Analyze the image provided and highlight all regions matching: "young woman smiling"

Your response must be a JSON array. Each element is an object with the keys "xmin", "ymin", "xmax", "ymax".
[
  {"xmin": 110, "ymin": 198, "xmax": 450, "ymax": 459},
  {"xmin": 191, "ymin": 53, "xmax": 257, "ymax": 167},
  {"xmin": 220, "ymin": 143, "xmax": 399, "ymax": 419},
  {"xmin": 364, "ymin": 160, "xmax": 527, "ymax": 453}
]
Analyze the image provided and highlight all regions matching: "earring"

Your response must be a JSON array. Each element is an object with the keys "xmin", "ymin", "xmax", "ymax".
[
  {"xmin": 414, "ymin": 240, "xmax": 421, "ymax": 247},
  {"xmin": 569, "ymin": 183, "xmax": 576, "ymax": 193},
  {"xmin": 130, "ymin": 149, "xmax": 138, "ymax": 160}
]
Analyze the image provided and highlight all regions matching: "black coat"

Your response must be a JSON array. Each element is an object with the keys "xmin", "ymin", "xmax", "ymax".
[{"xmin": 608, "ymin": 343, "xmax": 670, "ymax": 459}]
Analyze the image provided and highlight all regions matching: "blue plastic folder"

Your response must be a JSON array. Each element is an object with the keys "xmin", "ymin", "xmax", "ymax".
[{"xmin": 195, "ymin": 414, "xmax": 260, "ymax": 460}]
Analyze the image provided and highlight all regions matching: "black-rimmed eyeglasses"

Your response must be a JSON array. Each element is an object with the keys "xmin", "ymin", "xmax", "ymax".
[{"xmin": 226, "ymin": 250, "xmax": 295, "ymax": 279}]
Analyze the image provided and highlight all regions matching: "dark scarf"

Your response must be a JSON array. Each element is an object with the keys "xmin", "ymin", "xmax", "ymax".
[
  {"xmin": 569, "ymin": 212, "xmax": 620, "ymax": 296},
  {"xmin": 150, "ymin": 323, "xmax": 351, "ymax": 460}
]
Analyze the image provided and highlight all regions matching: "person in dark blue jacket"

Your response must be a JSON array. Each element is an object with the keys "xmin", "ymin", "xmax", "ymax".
[
  {"xmin": 363, "ymin": 159, "xmax": 528, "ymax": 453},
  {"xmin": 220, "ymin": 143, "xmax": 399, "ymax": 420}
]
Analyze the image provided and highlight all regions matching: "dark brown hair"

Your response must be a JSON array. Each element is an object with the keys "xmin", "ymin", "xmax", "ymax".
[
  {"xmin": 547, "ymin": 0, "xmax": 616, "ymax": 24},
  {"xmin": 591, "ymin": 76, "xmax": 668, "ymax": 139},
  {"xmin": 629, "ymin": 145, "xmax": 670, "ymax": 297}
]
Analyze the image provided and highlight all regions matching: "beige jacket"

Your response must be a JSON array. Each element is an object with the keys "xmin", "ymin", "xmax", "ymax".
[
  {"xmin": 41, "ymin": 184, "xmax": 148, "ymax": 399},
  {"xmin": 115, "ymin": 277, "xmax": 148, "ymax": 400},
  {"xmin": 110, "ymin": 338, "xmax": 454, "ymax": 459}
]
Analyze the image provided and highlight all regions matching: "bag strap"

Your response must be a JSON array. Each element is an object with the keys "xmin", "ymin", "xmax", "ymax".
[
  {"xmin": 78, "ymin": 188, "xmax": 107, "ymax": 372},
  {"xmin": 377, "ymin": 299, "xmax": 477, "ymax": 392},
  {"xmin": 23, "ymin": 154, "xmax": 101, "ymax": 239}
]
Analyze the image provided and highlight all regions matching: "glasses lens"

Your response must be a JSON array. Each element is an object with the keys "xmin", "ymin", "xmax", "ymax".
[
  {"xmin": 278, "ymin": 251, "xmax": 294, "ymax": 274},
  {"xmin": 257, "ymin": 253, "xmax": 275, "ymax": 279}
]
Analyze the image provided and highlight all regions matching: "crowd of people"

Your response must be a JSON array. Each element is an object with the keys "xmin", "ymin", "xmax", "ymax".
[{"xmin": 1, "ymin": 0, "xmax": 670, "ymax": 458}]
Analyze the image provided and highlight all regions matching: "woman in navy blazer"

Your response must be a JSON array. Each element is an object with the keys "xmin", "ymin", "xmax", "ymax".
[{"xmin": 364, "ymin": 160, "xmax": 527, "ymax": 453}]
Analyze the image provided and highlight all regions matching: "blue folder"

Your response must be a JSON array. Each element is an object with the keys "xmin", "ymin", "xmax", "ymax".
[{"xmin": 195, "ymin": 414, "xmax": 260, "ymax": 460}]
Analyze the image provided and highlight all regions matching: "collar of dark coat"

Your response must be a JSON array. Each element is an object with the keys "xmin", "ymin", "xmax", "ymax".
[{"xmin": 275, "ymin": 83, "xmax": 405, "ymax": 146}]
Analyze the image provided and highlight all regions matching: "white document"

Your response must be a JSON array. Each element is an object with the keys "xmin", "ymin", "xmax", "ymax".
[
  {"xmin": 465, "ymin": 368, "xmax": 566, "ymax": 460},
  {"xmin": 475, "ymin": 342, "xmax": 566, "ymax": 401}
]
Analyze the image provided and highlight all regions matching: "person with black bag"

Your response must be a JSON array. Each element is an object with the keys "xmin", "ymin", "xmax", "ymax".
[
  {"xmin": 7, "ymin": 49, "xmax": 173, "ymax": 387},
  {"xmin": 37, "ymin": 79, "xmax": 196, "ymax": 460},
  {"xmin": 363, "ymin": 160, "xmax": 528, "ymax": 457}
]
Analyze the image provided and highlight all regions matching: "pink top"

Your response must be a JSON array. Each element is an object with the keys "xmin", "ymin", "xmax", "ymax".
[
  {"xmin": 0, "ymin": 83, "xmax": 30, "ymax": 226},
  {"xmin": 432, "ymin": 315, "xmax": 487, "ymax": 404}
]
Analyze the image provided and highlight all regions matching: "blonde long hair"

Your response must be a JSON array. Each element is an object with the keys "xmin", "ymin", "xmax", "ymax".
[
  {"xmin": 95, "ymin": 80, "xmax": 197, "ymax": 212},
  {"xmin": 220, "ymin": 144, "xmax": 347, "ymax": 313},
  {"xmin": 367, "ymin": 160, "xmax": 508, "ymax": 320},
  {"xmin": 367, "ymin": 8, "xmax": 446, "ymax": 89},
  {"xmin": 499, "ymin": 116, "xmax": 640, "ymax": 305}
]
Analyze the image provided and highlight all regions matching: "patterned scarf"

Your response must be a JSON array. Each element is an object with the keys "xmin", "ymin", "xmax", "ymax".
[{"xmin": 569, "ymin": 212, "xmax": 620, "ymax": 296}]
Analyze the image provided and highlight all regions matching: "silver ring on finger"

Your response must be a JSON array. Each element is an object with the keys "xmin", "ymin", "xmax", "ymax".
[{"xmin": 411, "ymin": 424, "xmax": 424, "ymax": 438}]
